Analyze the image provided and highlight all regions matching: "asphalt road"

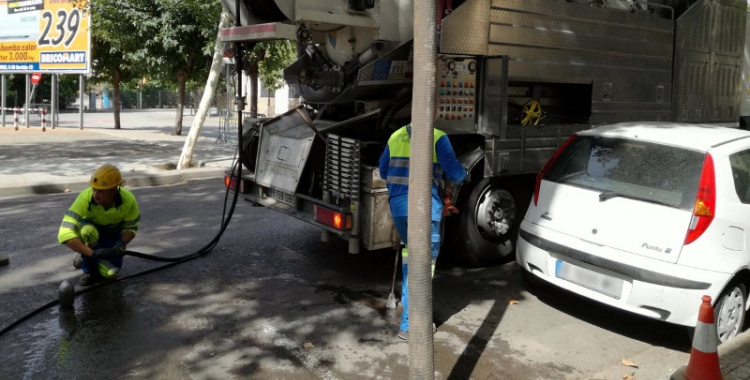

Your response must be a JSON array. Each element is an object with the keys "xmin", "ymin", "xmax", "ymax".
[{"xmin": 0, "ymin": 180, "xmax": 693, "ymax": 379}]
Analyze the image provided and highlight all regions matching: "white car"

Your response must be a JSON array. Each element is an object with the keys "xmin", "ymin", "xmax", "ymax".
[{"xmin": 516, "ymin": 122, "xmax": 750, "ymax": 343}]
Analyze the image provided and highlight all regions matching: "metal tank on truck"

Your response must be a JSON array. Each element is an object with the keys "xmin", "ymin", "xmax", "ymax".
[{"xmin": 220, "ymin": 0, "xmax": 748, "ymax": 267}]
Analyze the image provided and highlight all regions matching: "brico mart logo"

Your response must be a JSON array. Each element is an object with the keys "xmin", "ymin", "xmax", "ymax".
[{"xmin": 40, "ymin": 51, "xmax": 86, "ymax": 64}]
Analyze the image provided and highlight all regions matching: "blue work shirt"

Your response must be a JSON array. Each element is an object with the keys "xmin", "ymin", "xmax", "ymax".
[{"xmin": 378, "ymin": 124, "xmax": 467, "ymax": 221}]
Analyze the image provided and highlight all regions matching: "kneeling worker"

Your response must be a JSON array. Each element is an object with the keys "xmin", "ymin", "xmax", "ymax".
[{"xmin": 58, "ymin": 164, "xmax": 141, "ymax": 286}]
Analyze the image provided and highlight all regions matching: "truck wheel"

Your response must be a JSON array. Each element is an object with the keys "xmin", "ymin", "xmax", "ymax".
[
  {"xmin": 452, "ymin": 178, "xmax": 525, "ymax": 267},
  {"xmin": 240, "ymin": 126, "xmax": 260, "ymax": 172},
  {"xmin": 715, "ymin": 282, "xmax": 747, "ymax": 344}
]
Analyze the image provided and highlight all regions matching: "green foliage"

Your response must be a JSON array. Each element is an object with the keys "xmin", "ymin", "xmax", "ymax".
[
  {"xmin": 89, "ymin": 0, "xmax": 148, "ymax": 86},
  {"xmin": 88, "ymin": 0, "xmax": 221, "ymax": 94},
  {"xmin": 138, "ymin": 0, "xmax": 222, "ymax": 86},
  {"xmin": 254, "ymin": 41, "xmax": 297, "ymax": 92},
  {"xmin": 4, "ymin": 0, "xmax": 223, "ymax": 112}
]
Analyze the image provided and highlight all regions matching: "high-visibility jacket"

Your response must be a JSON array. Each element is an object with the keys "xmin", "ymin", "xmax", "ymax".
[
  {"xmin": 58, "ymin": 187, "xmax": 141, "ymax": 244},
  {"xmin": 378, "ymin": 124, "xmax": 467, "ymax": 221}
]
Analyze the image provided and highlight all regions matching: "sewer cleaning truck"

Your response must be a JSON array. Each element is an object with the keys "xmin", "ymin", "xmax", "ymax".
[{"xmin": 220, "ymin": 0, "xmax": 748, "ymax": 267}]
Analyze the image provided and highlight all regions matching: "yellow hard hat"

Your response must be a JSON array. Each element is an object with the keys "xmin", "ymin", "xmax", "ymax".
[{"xmin": 90, "ymin": 164, "xmax": 122, "ymax": 190}]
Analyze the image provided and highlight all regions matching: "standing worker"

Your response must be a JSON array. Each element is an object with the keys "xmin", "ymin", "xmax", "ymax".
[
  {"xmin": 379, "ymin": 123, "xmax": 468, "ymax": 340},
  {"xmin": 58, "ymin": 164, "xmax": 140, "ymax": 286}
]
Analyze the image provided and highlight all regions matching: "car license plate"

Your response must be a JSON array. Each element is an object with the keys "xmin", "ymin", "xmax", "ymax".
[
  {"xmin": 555, "ymin": 260, "xmax": 622, "ymax": 299},
  {"xmin": 270, "ymin": 188, "xmax": 295, "ymax": 205}
]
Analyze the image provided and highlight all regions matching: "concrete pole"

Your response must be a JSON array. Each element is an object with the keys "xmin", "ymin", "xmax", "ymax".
[
  {"xmin": 409, "ymin": 0, "xmax": 438, "ymax": 378},
  {"xmin": 79, "ymin": 74, "xmax": 84, "ymax": 129},
  {"xmin": 1, "ymin": 74, "xmax": 6, "ymax": 127}
]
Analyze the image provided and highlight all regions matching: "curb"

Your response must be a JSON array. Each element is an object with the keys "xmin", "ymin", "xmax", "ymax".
[{"xmin": 0, "ymin": 168, "xmax": 228, "ymax": 199}]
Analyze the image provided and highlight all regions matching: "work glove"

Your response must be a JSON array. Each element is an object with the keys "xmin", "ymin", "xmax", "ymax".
[
  {"xmin": 92, "ymin": 247, "xmax": 124, "ymax": 260},
  {"xmin": 442, "ymin": 188, "xmax": 459, "ymax": 216},
  {"xmin": 113, "ymin": 241, "xmax": 127, "ymax": 255}
]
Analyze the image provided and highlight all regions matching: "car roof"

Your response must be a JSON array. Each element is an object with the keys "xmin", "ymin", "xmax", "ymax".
[{"xmin": 578, "ymin": 122, "xmax": 750, "ymax": 151}]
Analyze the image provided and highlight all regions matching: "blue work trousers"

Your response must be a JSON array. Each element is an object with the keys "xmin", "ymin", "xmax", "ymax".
[{"xmin": 392, "ymin": 216, "xmax": 440, "ymax": 333}]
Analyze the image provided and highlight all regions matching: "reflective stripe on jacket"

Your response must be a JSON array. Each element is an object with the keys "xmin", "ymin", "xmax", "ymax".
[
  {"xmin": 378, "ymin": 124, "xmax": 467, "ymax": 220},
  {"xmin": 58, "ymin": 187, "xmax": 141, "ymax": 244}
]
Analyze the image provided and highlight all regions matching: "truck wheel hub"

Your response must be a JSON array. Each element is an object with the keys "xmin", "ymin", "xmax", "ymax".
[{"xmin": 475, "ymin": 188, "xmax": 516, "ymax": 240}]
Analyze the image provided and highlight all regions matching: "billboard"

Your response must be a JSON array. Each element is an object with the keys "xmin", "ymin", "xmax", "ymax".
[{"xmin": 0, "ymin": 0, "xmax": 91, "ymax": 73}]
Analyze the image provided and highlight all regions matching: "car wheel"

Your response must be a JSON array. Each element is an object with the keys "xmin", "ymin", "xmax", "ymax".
[
  {"xmin": 450, "ymin": 178, "xmax": 527, "ymax": 267},
  {"xmin": 715, "ymin": 282, "xmax": 747, "ymax": 344}
]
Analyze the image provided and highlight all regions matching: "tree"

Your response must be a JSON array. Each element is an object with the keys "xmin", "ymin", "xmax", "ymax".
[
  {"xmin": 89, "ymin": 0, "xmax": 150, "ymax": 128},
  {"xmin": 140, "ymin": 0, "xmax": 222, "ymax": 135},
  {"xmin": 244, "ymin": 40, "xmax": 296, "ymax": 117},
  {"xmin": 176, "ymin": 9, "xmax": 231, "ymax": 170}
]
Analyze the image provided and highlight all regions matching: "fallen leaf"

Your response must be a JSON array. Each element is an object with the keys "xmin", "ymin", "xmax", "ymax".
[
  {"xmin": 303, "ymin": 342, "xmax": 315, "ymax": 349},
  {"xmin": 621, "ymin": 359, "xmax": 638, "ymax": 368},
  {"xmin": 509, "ymin": 300, "xmax": 519, "ymax": 305},
  {"xmin": 63, "ymin": 189, "xmax": 71, "ymax": 193},
  {"xmin": 622, "ymin": 374, "xmax": 634, "ymax": 380}
]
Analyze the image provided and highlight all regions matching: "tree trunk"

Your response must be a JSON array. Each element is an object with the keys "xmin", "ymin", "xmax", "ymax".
[
  {"xmin": 176, "ymin": 10, "xmax": 230, "ymax": 170},
  {"xmin": 249, "ymin": 63, "xmax": 259, "ymax": 118},
  {"xmin": 113, "ymin": 69, "xmax": 121, "ymax": 129},
  {"xmin": 267, "ymin": 91, "xmax": 271, "ymax": 116},
  {"xmin": 175, "ymin": 72, "xmax": 186, "ymax": 135}
]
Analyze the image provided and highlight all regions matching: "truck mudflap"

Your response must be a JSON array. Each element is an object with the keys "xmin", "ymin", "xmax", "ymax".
[{"xmin": 254, "ymin": 107, "xmax": 323, "ymax": 195}]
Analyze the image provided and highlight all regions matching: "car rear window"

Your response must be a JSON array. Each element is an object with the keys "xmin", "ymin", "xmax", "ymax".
[{"xmin": 545, "ymin": 135, "xmax": 704, "ymax": 210}]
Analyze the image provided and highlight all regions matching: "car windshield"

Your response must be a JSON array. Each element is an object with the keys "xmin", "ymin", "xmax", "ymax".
[{"xmin": 545, "ymin": 135, "xmax": 705, "ymax": 210}]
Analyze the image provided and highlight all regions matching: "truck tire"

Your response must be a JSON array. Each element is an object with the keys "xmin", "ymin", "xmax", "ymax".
[
  {"xmin": 449, "ymin": 177, "xmax": 531, "ymax": 267},
  {"xmin": 240, "ymin": 125, "xmax": 260, "ymax": 172}
]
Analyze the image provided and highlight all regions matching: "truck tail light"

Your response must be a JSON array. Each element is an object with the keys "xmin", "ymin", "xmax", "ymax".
[
  {"xmin": 534, "ymin": 134, "xmax": 577, "ymax": 205},
  {"xmin": 685, "ymin": 153, "xmax": 716, "ymax": 244},
  {"xmin": 314, "ymin": 204, "xmax": 352, "ymax": 231},
  {"xmin": 224, "ymin": 175, "xmax": 248, "ymax": 193}
]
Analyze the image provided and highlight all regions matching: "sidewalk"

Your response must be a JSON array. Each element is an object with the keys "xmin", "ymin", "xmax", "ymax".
[
  {"xmin": 0, "ymin": 108, "xmax": 237, "ymax": 198},
  {"xmin": 720, "ymin": 328, "xmax": 750, "ymax": 380}
]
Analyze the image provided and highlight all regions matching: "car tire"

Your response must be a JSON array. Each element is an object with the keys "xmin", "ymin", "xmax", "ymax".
[
  {"xmin": 714, "ymin": 282, "xmax": 747, "ymax": 344},
  {"xmin": 448, "ymin": 177, "xmax": 530, "ymax": 267}
]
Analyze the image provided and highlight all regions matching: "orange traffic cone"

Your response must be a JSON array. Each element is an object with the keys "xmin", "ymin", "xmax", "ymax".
[{"xmin": 672, "ymin": 295, "xmax": 723, "ymax": 380}]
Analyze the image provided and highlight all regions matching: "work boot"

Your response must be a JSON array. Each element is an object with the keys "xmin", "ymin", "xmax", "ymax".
[
  {"xmin": 78, "ymin": 273, "xmax": 103, "ymax": 287},
  {"xmin": 398, "ymin": 323, "xmax": 437, "ymax": 341},
  {"xmin": 72, "ymin": 254, "xmax": 82, "ymax": 269}
]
